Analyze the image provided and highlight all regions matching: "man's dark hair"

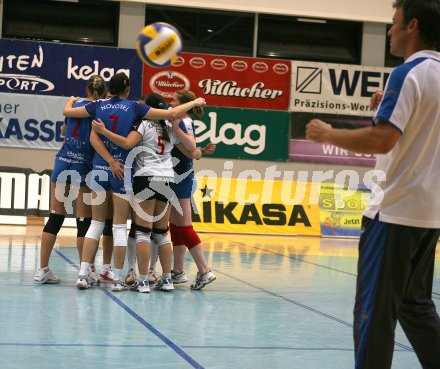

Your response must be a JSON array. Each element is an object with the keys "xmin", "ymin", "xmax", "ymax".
[{"xmin": 393, "ymin": 0, "xmax": 440, "ymax": 48}]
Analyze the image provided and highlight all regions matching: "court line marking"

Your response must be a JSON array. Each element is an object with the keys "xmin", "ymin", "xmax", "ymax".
[
  {"xmin": 215, "ymin": 238, "xmax": 440, "ymax": 300},
  {"xmin": 54, "ymin": 249, "xmax": 204, "ymax": 369},
  {"xmin": 0, "ymin": 343, "xmax": 411, "ymax": 352},
  {"xmin": 210, "ymin": 267, "xmax": 414, "ymax": 352}
]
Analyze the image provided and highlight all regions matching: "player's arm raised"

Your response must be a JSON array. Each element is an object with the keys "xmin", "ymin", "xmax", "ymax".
[
  {"xmin": 63, "ymin": 96, "xmax": 90, "ymax": 118},
  {"xmin": 145, "ymin": 98, "xmax": 206, "ymax": 121}
]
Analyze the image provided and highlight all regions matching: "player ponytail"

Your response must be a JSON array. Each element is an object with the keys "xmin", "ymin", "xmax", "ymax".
[
  {"xmin": 86, "ymin": 75, "xmax": 106, "ymax": 100},
  {"xmin": 144, "ymin": 93, "xmax": 170, "ymax": 142}
]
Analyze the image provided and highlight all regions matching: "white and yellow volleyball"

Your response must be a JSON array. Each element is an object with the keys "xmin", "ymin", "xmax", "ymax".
[{"xmin": 136, "ymin": 22, "xmax": 183, "ymax": 68}]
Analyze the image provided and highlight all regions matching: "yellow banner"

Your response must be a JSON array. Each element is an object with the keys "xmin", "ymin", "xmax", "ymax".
[{"xmin": 192, "ymin": 176, "xmax": 321, "ymax": 236}]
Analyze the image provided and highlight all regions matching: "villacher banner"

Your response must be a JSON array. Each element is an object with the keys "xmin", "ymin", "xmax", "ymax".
[{"xmin": 142, "ymin": 52, "xmax": 291, "ymax": 110}]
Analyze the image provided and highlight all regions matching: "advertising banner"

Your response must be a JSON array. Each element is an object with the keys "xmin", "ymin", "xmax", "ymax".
[
  {"xmin": 0, "ymin": 166, "xmax": 51, "ymax": 216},
  {"xmin": 0, "ymin": 92, "xmax": 66, "ymax": 149},
  {"xmin": 192, "ymin": 176, "xmax": 321, "ymax": 236},
  {"xmin": 195, "ymin": 106, "xmax": 289, "ymax": 161},
  {"xmin": 319, "ymin": 183, "xmax": 370, "ymax": 237},
  {"xmin": 0, "ymin": 39, "xmax": 143, "ymax": 99},
  {"xmin": 142, "ymin": 52, "xmax": 291, "ymax": 110},
  {"xmin": 289, "ymin": 112, "xmax": 376, "ymax": 166},
  {"xmin": 290, "ymin": 61, "xmax": 392, "ymax": 116}
]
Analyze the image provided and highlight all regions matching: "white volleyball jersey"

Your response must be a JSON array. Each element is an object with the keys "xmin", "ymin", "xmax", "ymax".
[
  {"xmin": 364, "ymin": 50, "xmax": 440, "ymax": 228},
  {"xmin": 131, "ymin": 119, "xmax": 181, "ymax": 178}
]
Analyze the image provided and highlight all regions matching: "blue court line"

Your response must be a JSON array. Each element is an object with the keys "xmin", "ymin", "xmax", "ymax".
[
  {"xmin": 54, "ymin": 249, "xmax": 205, "ymax": 369},
  {"xmin": 211, "ymin": 267, "xmax": 414, "ymax": 353},
  {"xmin": 230, "ymin": 241, "xmax": 440, "ymax": 300},
  {"xmin": 0, "ymin": 343, "xmax": 410, "ymax": 352}
]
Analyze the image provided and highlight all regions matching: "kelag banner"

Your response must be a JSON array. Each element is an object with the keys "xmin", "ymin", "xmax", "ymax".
[
  {"xmin": 192, "ymin": 176, "xmax": 321, "ymax": 236},
  {"xmin": 0, "ymin": 39, "xmax": 142, "ymax": 99},
  {"xmin": 0, "ymin": 92, "xmax": 66, "ymax": 149},
  {"xmin": 289, "ymin": 112, "xmax": 376, "ymax": 166},
  {"xmin": 142, "ymin": 52, "xmax": 291, "ymax": 110},
  {"xmin": 319, "ymin": 184, "xmax": 370, "ymax": 237},
  {"xmin": 290, "ymin": 61, "xmax": 392, "ymax": 116},
  {"xmin": 194, "ymin": 107, "xmax": 289, "ymax": 161}
]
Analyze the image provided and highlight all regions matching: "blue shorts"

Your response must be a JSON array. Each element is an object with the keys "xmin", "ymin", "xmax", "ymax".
[
  {"xmin": 51, "ymin": 156, "xmax": 91, "ymax": 187},
  {"xmin": 174, "ymin": 175, "xmax": 196, "ymax": 199},
  {"xmin": 88, "ymin": 165, "xmax": 133, "ymax": 195}
]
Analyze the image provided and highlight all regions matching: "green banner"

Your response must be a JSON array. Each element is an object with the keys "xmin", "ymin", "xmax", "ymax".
[{"xmin": 194, "ymin": 106, "xmax": 289, "ymax": 161}]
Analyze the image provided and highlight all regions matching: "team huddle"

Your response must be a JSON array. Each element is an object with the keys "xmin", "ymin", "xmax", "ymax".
[{"xmin": 33, "ymin": 72, "xmax": 216, "ymax": 293}]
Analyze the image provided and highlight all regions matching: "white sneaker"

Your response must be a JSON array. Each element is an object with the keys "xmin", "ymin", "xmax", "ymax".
[
  {"xmin": 89, "ymin": 269, "xmax": 100, "ymax": 286},
  {"xmin": 124, "ymin": 268, "xmax": 137, "ymax": 285},
  {"xmin": 76, "ymin": 275, "xmax": 90, "ymax": 289},
  {"xmin": 154, "ymin": 277, "xmax": 174, "ymax": 292},
  {"xmin": 34, "ymin": 267, "xmax": 61, "ymax": 284},
  {"xmin": 137, "ymin": 280, "xmax": 150, "ymax": 293},
  {"xmin": 191, "ymin": 270, "xmax": 216, "ymax": 290},
  {"xmin": 99, "ymin": 266, "xmax": 114, "ymax": 282},
  {"xmin": 171, "ymin": 270, "xmax": 188, "ymax": 284},
  {"xmin": 111, "ymin": 279, "xmax": 127, "ymax": 292}
]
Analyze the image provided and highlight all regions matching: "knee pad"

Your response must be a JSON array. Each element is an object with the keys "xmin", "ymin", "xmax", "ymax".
[
  {"xmin": 43, "ymin": 213, "xmax": 65, "ymax": 235},
  {"xmin": 85, "ymin": 220, "xmax": 105, "ymax": 241},
  {"xmin": 113, "ymin": 224, "xmax": 127, "ymax": 247},
  {"xmin": 76, "ymin": 217, "xmax": 91, "ymax": 238},
  {"xmin": 135, "ymin": 225, "xmax": 152, "ymax": 245},
  {"xmin": 180, "ymin": 225, "xmax": 201, "ymax": 250},
  {"xmin": 128, "ymin": 221, "xmax": 136, "ymax": 239},
  {"xmin": 152, "ymin": 227, "xmax": 170, "ymax": 247},
  {"xmin": 103, "ymin": 218, "xmax": 113, "ymax": 237},
  {"xmin": 170, "ymin": 223, "xmax": 185, "ymax": 246}
]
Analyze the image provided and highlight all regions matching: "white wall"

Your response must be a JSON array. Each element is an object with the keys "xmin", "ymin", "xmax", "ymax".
[
  {"xmin": 118, "ymin": 2, "xmax": 146, "ymax": 48},
  {"xmin": 126, "ymin": 0, "xmax": 394, "ymax": 23}
]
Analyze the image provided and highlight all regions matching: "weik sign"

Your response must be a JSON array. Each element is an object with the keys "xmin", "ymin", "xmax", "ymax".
[{"xmin": 142, "ymin": 52, "xmax": 291, "ymax": 110}]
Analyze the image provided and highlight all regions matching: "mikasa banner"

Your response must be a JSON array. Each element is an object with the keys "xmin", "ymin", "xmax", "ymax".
[
  {"xmin": 290, "ymin": 61, "xmax": 392, "ymax": 116},
  {"xmin": 0, "ymin": 92, "xmax": 65, "ymax": 150}
]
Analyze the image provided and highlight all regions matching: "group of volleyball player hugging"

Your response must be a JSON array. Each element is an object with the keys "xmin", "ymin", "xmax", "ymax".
[{"xmin": 33, "ymin": 73, "xmax": 216, "ymax": 293}]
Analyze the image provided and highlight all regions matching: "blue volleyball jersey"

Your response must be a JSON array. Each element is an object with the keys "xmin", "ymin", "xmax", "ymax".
[
  {"xmin": 85, "ymin": 96, "xmax": 151, "ymax": 167},
  {"xmin": 171, "ymin": 118, "xmax": 195, "ymax": 176},
  {"xmin": 57, "ymin": 100, "xmax": 94, "ymax": 163}
]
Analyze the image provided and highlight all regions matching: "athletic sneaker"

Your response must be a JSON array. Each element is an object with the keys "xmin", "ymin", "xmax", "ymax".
[
  {"xmin": 34, "ymin": 267, "xmax": 61, "ymax": 284},
  {"xmin": 171, "ymin": 270, "xmax": 188, "ymax": 284},
  {"xmin": 99, "ymin": 266, "xmax": 114, "ymax": 282},
  {"xmin": 76, "ymin": 274, "xmax": 90, "ymax": 289},
  {"xmin": 89, "ymin": 269, "xmax": 100, "ymax": 286},
  {"xmin": 148, "ymin": 269, "xmax": 159, "ymax": 284},
  {"xmin": 125, "ymin": 268, "xmax": 137, "ymax": 285},
  {"xmin": 154, "ymin": 277, "xmax": 174, "ymax": 292},
  {"xmin": 137, "ymin": 280, "xmax": 150, "ymax": 293},
  {"xmin": 191, "ymin": 270, "xmax": 216, "ymax": 290},
  {"xmin": 111, "ymin": 279, "xmax": 127, "ymax": 292}
]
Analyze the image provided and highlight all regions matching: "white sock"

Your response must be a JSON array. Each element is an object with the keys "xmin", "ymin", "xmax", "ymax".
[
  {"xmin": 113, "ymin": 268, "xmax": 123, "ymax": 281},
  {"xmin": 79, "ymin": 262, "xmax": 90, "ymax": 276},
  {"xmin": 139, "ymin": 274, "xmax": 148, "ymax": 281},
  {"xmin": 162, "ymin": 272, "xmax": 171, "ymax": 279},
  {"xmin": 127, "ymin": 236, "xmax": 136, "ymax": 270},
  {"xmin": 102, "ymin": 264, "xmax": 111, "ymax": 272}
]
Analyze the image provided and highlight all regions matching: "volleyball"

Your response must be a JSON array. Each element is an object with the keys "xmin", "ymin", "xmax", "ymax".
[{"xmin": 136, "ymin": 22, "xmax": 183, "ymax": 68}]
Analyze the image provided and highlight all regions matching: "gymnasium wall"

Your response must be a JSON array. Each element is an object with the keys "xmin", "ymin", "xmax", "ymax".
[{"xmin": 128, "ymin": 0, "xmax": 394, "ymax": 23}]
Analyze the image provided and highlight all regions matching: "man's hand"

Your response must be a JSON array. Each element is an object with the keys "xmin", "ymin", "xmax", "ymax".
[
  {"xmin": 109, "ymin": 160, "xmax": 124, "ymax": 180},
  {"xmin": 305, "ymin": 119, "xmax": 333, "ymax": 143},
  {"xmin": 92, "ymin": 118, "xmax": 106, "ymax": 134},
  {"xmin": 370, "ymin": 90, "xmax": 384, "ymax": 110}
]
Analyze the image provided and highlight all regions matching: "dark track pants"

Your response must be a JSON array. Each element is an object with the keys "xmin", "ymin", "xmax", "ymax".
[{"xmin": 354, "ymin": 216, "xmax": 440, "ymax": 369}]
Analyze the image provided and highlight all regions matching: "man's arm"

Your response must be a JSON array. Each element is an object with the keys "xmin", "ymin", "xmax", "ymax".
[{"xmin": 306, "ymin": 119, "xmax": 401, "ymax": 154}]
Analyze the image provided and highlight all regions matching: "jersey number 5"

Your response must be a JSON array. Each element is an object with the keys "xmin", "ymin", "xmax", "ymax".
[{"xmin": 156, "ymin": 136, "xmax": 165, "ymax": 155}]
